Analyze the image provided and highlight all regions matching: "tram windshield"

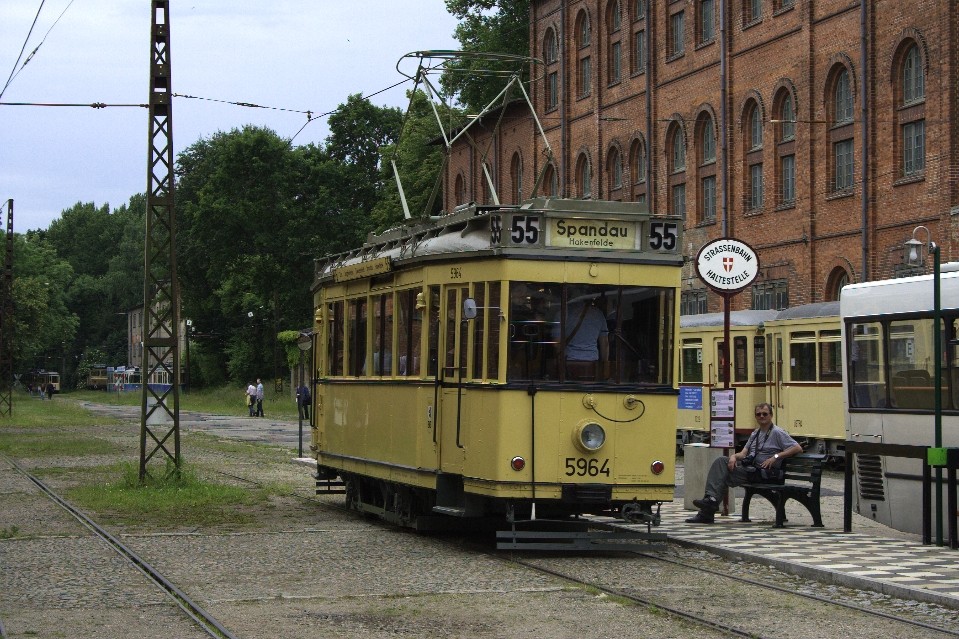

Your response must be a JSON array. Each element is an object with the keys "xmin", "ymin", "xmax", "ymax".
[{"xmin": 508, "ymin": 281, "xmax": 674, "ymax": 385}]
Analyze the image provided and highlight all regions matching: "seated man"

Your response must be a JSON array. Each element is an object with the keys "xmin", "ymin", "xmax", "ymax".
[{"xmin": 686, "ymin": 402, "xmax": 803, "ymax": 524}]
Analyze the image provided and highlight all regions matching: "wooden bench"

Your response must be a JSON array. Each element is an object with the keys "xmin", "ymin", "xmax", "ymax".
[{"xmin": 740, "ymin": 453, "xmax": 826, "ymax": 528}]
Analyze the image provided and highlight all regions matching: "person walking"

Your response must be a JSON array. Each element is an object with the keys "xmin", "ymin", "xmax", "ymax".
[
  {"xmin": 296, "ymin": 382, "xmax": 311, "ymax": 420},
  {"xmin": 255, "ymin": 378, "xmax": 264, "ymax": 417}
]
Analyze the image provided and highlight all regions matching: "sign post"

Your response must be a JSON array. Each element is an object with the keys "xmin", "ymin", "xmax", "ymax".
[{"xmin": 694, "ymin": 238, "xmax": 760, "ymax": 515}]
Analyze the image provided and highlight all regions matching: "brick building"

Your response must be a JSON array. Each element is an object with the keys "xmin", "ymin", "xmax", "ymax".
[{"xmin": 443, "ymin": 0, "xmax": 958, "ymax": 312}]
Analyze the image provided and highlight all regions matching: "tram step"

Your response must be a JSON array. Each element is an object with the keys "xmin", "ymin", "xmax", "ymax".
[
  {"xmin": 431, "ymin": 505, "xmax": 468, "ymax": 517},
  {"xmin": 496, "ymin": 528, "xmax": 667, "ymax": 552},
  {"xmin": 315, "ymin": 478, "xmax": 346, "ymax": 494}
]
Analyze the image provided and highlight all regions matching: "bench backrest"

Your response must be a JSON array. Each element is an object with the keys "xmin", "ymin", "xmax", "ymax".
[{"xmin": 781, "ymin": 454, "xmax": 826, "ymax": 486}]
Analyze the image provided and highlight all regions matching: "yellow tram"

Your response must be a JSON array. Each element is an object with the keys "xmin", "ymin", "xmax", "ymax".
[
  {"xmin": 678, "ymin": 302, "xmax": 845, "ymax": 459},
  {"xmin": 310, "ymin": 198, "xmax": 684, "ymax": 534}
]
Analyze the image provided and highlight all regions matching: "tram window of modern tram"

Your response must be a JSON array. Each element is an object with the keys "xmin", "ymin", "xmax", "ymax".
[{"xmin": 848, "ymin": 321, "xmax": 885, "ymax": 408}]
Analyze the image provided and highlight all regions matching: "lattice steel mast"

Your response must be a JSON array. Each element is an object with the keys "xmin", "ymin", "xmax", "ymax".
[
  {"xmin": 0, "ymin": 199, "xmax": 13, "ymax": 418},
  {"xmin": 140, "ymin": 0, "xmax": 181, "ymax": 479}
]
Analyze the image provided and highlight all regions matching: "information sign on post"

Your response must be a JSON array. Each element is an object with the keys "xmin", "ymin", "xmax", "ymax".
[{"xmin": 709, "ymin": 388, "xmax": 736, "ymax": 448}]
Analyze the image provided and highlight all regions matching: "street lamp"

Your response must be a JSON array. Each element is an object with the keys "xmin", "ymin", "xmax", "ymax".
[{"xmin": 906, "ymin": 225, "xmax": 943, "ymax": 544}]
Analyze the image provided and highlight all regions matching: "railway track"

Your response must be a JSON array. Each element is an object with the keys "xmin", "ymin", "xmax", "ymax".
[{"xmin": 1, "ymin": 451, "xmax": 238, "ymax": 639}]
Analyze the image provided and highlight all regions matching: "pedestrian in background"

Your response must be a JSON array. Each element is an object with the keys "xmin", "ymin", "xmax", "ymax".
[
  {"xmin": 255, "ymin": 378, "xmax": 264, "ymax": 417},
  {"xmin": 296, "ymin": 382, "xmax": 311, "ymax": 420},
  {"xmin": 246, "ymin": 381, "xmax": 256, "ymax": 417}
]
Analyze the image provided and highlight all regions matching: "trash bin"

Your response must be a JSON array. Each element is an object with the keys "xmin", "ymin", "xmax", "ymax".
[{"xmin": 683, "ymin": 443, "xmax": 734, "ymax": 512}]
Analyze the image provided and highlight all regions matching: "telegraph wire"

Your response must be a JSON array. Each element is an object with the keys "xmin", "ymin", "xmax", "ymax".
[{"xmin": 1, "ymin": 0, "xmax": 76, "ymax": 101}]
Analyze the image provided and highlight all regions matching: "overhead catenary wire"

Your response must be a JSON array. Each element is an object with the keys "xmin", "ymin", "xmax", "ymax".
[{"xmin": 1, "ymin": 0, "xmax": 76, "ymax": 101}]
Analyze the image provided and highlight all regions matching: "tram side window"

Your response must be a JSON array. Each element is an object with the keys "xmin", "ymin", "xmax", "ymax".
[
  {"xmin": 733, "ymin": 336, "xmax": 748, "ymax": 382},
  {"xmin": 889, "ymin": 320, "xmax": 935, "ymax": 410},
  {"xmin": 848, "ymin": 321, "xmax": 885, "ymax": 408},
  {"xmin": 789, "ymin": 331, "xmax": 816, "ymax": 382},
  {"xmin": 753, "ymin": 336, "xmax": 766, "ymax": 382},
  {"xmin": 508, "ymin": 282, "xmax": 560, "ymax": 381},
  {"xmin": 819, "ymin": 330, "xmax": 842, "ymax": 381},
  {"xmin": 486, "ymin": 282, "xmax": 501, "ymax": 380},
  {"xmin": 348, "ymin": 298, "xmax": 367, "ymax": 376},
  {"xmin": 472, "ymin": 284, "xmax": 487, "ymax": 379},
  {"xmin": 681, "ymin": 339, "xmax": 703, "ymax": 383},
  {"xmin": 397, "ymin": 289, "xmax": 421, "ymax": 376},
  {"xmin": 329, "ymin": 301, "xmax": 344, "ymax": 375},
  {"xmin": 368, "ymin": 293, "xmax": 394, "ymax": 375},
  {"xmin": 427, "ymin": 285, "xmax": 440, "ymax": 376}
]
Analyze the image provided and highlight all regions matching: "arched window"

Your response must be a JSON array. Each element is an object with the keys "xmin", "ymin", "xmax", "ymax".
[
  {"xmin": 607, "ymin": 146, "xmax": 623, "ymax": 197},
  {"xmin": 667, "ymin": 123, "xmax": 687, "ymax": 219},
  {"xmin": 834, "ymin": 68, "xmax": 853, "ymax": 125},
  {"xmin": 454, "ymin": 173, "xmax": 466, "ymax": 205},
  {"xmin": 576, "ymin": 153, "xmax": 592, "ymax": 198},
  {"xmin": 607, "ymin": 0, "xmax": 622, "ymax": 84},
  {"xmin": 629, "ymin": 137, "xmax": 647, "ymax": 203},
  {"xmin": 697, "ymin": 112, "xmax": 717, "ymax": 223},
  {"xmin": 828, "ymin": 64, "xmax": 855, "ymax": 193},
  {"xmin": 743, "ymin": 100, "xmax": 764, "ymax": 211},
  {"xmin": 542, "ymin": 163, "xmax": 559, "ymax": 197},
  {"xmin": 826, "ymin": 267, "xmax": 850, "ymax": 302},
  {"xmin": 897, "ymin": 42, "xmax": 926, "ymax": 179},
  {"xmin": 544, "ymin": 28, "xmax": 559, "ymax": 111},
  {"xmin": 576, "ymin": 11, "xmax": 592, "ymax": 97},
  {"xmin": 510, "ymin": 152, "xmax": 523, "ymax": 203},
  {"xmin": 774, "ymin": 88, "xmax": 797, "ymax": 207}
]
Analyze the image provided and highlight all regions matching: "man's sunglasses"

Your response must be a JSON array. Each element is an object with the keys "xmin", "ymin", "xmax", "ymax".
[{"xmin": 755, "ymin": 412, "xmax": 770, "ymax": 417}]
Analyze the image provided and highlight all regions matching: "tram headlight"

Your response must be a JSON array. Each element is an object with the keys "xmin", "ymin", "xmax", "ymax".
[{"xmin": 573, "ymin": 422, "xmax": 606, "ymax": 452}]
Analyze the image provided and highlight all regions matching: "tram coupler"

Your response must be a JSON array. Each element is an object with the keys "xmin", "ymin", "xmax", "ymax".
[{"xmin": 620, "ymin": 500, "xmax": 662, "ymax": 528}]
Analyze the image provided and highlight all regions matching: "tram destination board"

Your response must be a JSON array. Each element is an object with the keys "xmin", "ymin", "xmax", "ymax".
[{"xmin": 491, "ymin": 210, "xmax": 679, "ymax": 253}]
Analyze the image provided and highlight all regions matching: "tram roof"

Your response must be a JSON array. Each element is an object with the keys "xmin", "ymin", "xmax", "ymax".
[
  {"xmin": 679, "ymin": 309, "xmax": 778, "ymax": 328},
  {"xmin": 314, "ymin": 198, "xmax": 682, "ymax": 286},
  {"xmin": 772, "ymin": 301, "xmax": 840, "ymax": 321},
  {"xmin": 839, "ymin": 263, "xmax": 959, "ymax": 318}
]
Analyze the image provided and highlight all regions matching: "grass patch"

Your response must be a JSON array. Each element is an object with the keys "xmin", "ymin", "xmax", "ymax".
[
  {"xmin": 66, "ymin": 462, "xmax": 278, "ymax": 529},
  {"xmin": 69, "ymin": 384, "xmax": 300, "ymax": 421},
  {"xmin": 0, "ymin": 525, "xmax": 20, "ymax": 539},
  {"xmin": 0, "ymin": 431, "xmax": 121, "ymax": 458},
  {"xmin": 0, "ymin": 392, "xmax": 124, "ymax": 429}
]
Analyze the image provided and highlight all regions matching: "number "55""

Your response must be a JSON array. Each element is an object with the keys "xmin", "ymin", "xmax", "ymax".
[
  {"xmin": 649, "ymin": 221, "xmax": 678, "ymax": 251},
  {"xmin": 510, "ymin": 215, "xmax": 540, "ymax": 244}
]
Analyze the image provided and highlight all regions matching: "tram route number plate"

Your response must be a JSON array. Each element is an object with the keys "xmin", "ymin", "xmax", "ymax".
[{"xmin": 565, "ymin": 457, "xmax": 611, "ymax": 477}]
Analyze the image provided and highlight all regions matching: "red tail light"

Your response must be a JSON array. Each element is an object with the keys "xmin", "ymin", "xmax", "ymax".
[
  {"xmin": 650, "ymin": 460, "xmax": 665, "ymax": 475},
  {"xmin": 511, "ymin": 456, "xmax": 526, "ymax": 471}
]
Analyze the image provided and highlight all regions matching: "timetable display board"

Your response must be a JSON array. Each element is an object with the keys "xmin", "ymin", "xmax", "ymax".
[{"xmin": 709, "ymin": 388, "xmax": 735, "ymax": 448}]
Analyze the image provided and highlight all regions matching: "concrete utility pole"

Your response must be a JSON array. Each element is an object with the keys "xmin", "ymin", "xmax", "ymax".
[
  {"xmin": 0, "ymin": 199, "xmax": 13, "ymax": 418},
  {"xmin": 139, "ymin": 0, "xmax": 181, "ymax": 479}
]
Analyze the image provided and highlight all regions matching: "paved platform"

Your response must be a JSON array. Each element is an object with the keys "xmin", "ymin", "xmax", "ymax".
[{"xmin": 654, "ymin": 497, "xmax": 959, "ymax": 609}]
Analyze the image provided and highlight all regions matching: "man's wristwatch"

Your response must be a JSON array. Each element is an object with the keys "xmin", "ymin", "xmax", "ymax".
[{"xmin": 774, "ymin": 453, "xmax": 780, "ymax": 459}]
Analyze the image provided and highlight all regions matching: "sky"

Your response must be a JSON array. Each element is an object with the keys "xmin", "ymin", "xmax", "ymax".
[{"xmin": 0, "ymin": 1, "xmax": 461, "ymax": 232}]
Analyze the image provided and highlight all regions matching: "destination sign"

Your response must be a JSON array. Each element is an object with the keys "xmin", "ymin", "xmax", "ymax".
[
  {"xmin": 547, "ymin": 218, "xmax": 636, "ymax": 250},
  {"xmin": 332, "ymin": 257, "xmax": 392, "ymax": 283}
]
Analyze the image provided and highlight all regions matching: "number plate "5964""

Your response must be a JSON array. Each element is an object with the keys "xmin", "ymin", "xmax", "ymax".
[{"xmin": 565, "ymin": 457, "xmax": 611, "ymax": 477}]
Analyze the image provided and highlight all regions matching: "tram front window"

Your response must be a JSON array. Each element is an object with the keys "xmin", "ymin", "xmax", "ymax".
[{"xmin": 507, "ymin": 281, "xmax": 674, "ymax": 385}]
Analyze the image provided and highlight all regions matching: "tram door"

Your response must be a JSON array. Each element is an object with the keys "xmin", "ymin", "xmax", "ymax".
[{"xmin": 437, "ymin": 285, "xmax": 470, "ymax": 475}]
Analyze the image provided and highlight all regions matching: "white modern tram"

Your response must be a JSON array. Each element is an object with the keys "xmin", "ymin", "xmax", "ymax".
[{"xmin": 841, "ymin": 263, "xmax": 959, "ymax": 535}]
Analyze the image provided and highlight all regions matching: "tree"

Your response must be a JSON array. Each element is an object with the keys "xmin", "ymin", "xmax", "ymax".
[
  {"xmin": 441, "ymin": 0, "xmax": 531, "ymax": 112},
  {"xmin": 11, "ymin": 233, "xmax": 79, "ymax": 374}
]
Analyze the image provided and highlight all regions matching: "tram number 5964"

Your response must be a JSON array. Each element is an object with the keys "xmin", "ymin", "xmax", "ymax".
[
  {"xmin": 565, "ymin": 457, "xmax": 611, "ymax": 477},
  {"xmin": 649, "ymin": 221, "xmax": 679, "ymax": 251}
]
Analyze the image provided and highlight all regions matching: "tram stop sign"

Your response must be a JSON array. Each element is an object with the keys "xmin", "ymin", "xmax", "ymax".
[{"xmin": 695, "ymin": 238, "xmax": 760, "ymax": 293}]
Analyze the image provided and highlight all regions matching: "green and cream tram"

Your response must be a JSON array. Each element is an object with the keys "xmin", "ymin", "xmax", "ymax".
[{"xmin": 310, "ymin": 198, "xmax": 683, "ymax": 533}]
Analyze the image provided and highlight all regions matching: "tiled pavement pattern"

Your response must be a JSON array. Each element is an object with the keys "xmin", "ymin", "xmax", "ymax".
[{"xmin": 646, "ymin": 500, "xmax": 959, "ymax": 609}]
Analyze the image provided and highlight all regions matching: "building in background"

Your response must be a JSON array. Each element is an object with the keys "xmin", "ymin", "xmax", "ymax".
[{"xmin": 444, "ymin": 0, "xmax": 957, "ymax": 312}]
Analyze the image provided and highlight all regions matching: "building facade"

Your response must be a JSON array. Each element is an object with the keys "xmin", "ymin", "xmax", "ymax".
[{"xmin": 444, "ymin": 0, "xmax": 958, "ymax": 312}]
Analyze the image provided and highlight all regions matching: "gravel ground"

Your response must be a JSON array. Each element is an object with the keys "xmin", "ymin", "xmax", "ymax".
[{"xmin": 0, "ymin": 407, "xmax": 951, "ymax": 638}]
